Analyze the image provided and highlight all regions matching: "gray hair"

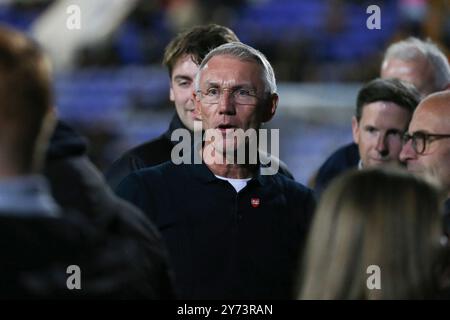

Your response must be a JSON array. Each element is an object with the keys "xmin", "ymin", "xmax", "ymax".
[
  {"xmin": 383, "ymin": 37, "xmax": 450, "ymax": 92},
  {"xmin": 194, "ymin": 42, "xmax": 277, "ymax": 94}
]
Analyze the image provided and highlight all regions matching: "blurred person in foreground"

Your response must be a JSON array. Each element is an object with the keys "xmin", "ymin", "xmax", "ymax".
[
  {"xmin": 299, "ymin": 167, "xmax": 448, "ymax": 299},
  {"xmin": 116, "ymin": 42, "xmax": 315, "ymax": 299},
  {"xmin": 0, "ymin": 25, "xmax": 174, "ymax": 299},
  {"xmin": 105, "ymin": 24, "xmax": 293, "ymax": 189}
]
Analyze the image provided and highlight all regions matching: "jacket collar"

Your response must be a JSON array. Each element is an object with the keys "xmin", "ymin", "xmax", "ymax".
[
  {"xmin": 164, "ymin": 113, "xmax": 192, "ymax": 143},
  {"xmin": 186, "ymin": 145, "xmax": 267, "ymax": 187}
]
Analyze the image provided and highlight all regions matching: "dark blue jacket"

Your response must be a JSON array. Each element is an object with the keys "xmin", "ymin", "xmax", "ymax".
[
  {"xmin": 315, "ymin": 142, "xmax": 360, "ymax": 195},
  {"xmin": 115, "ymin": 160, "xmax": 315, "ymax": 299},
  {"xmin": 105, "ymin": 113, "xmax": 294, "ymax": 190}
]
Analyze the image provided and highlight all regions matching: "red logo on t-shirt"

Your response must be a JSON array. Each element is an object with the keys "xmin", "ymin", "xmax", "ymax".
[{"xmin": 251, "ymin": 198, "xmax": 260, "ymax": 208}]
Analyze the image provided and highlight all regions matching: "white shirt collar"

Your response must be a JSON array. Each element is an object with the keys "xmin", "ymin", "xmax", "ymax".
[{"xmin": 0, "ymin": 175, "xmax": 60, "ymax": 218}]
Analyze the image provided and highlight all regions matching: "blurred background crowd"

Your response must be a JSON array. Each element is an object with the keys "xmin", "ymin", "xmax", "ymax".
[{"xmin": 0, "ymin": 0, "xmax": 448, "ymax": 184}]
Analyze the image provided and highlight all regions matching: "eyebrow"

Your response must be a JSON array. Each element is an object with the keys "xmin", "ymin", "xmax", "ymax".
[
  {"xmin": 203, "ymin": 80, "xmax": 256, "ymax": 90},
  {"xmin": 173, "ymin": 75, "xmax": 193, "ymax": 82},
  {"xmin": 411, "ymin": 130, "xmax": 432, "ymax": 135},
  {"xmin": 386, "ymin": 128, "xmax": 402, "ymax": 134}
]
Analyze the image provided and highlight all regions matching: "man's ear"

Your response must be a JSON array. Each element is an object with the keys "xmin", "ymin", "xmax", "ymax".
[
  {"xmin": 351, "ymin": 116, "xmax": 360, "ymax": 144},
  {"xmin": 169, "ymin": 85, "xmax": 175, "ymax": 102},
  {"xmin": 193, "ymin": 91, "xmax": 202, "ymax": 121},
  {"xmin": 261, "ymin": 93, "xmax": 278, "ymax": 123}
]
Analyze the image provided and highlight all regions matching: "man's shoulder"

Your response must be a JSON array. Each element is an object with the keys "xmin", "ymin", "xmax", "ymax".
[
  {"xmin": 318, "ymin": 143, "xmax": 359, "ymax": 175},
  {"xmin": 120, "ymin": 160, "xmax": 188, "ymax": 189},
  {"xmin": 121, "ymin": 135, "xmax": 173, "ymax": 167},
  {"xmin": 315, "ymin": 142, "xmax": 359, "ymax": 194},
  {"xmin": 133, "ymin": 160, "xmax": 184, "ymax": 177},
  {"xmin": 258, "ymin": 150, "xmax": 294, "ymax": 179},
  {"xmin": 325, "ymin": 143, "xmax": 359, "ymax": 164},
  {"xmin": 267, "ymin": 171, "xmax": 314, "ymax": 198},
  {"xmin": 105, "ymin": 135, "xmax": 173, "ymax": 189},
  {"xmin": 263, "ymin": 173, "xmax": 316, "ymax": 219}
]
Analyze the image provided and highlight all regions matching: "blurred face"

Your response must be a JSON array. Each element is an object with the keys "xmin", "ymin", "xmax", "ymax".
[
  {"xmin": 352, "ymin": 101, "xmax": 411, "ymax": 168},
  {"xmin": 400, "ymin": 100, "xmax": 450, "ymax": 192},
  {"xmin": 381, "ymin": 57, "xmax": 434, "ymax": 97},
  {"xmin": 194, "ymin": 55, "xmax": 277, "ymax": 155},
  {"xmin": 169, "ymin": 54, "xmax": 199, "ymax": 131}
]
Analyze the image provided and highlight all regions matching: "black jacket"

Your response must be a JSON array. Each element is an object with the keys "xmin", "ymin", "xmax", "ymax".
[
  {"xmin": 0, "ymin": 209, "xmax": 163, "ymax": 299},
  {"xmin": 314, "ymin": 142, "xmax": 360, "ymax": 195},
  {"xmin": 116, "ymin": 160, "xmax": 315, "ymax": 299},
  {"xmin": 42, "ymin": 121, "xmax": 176, "ymax": 299},
  {"xmin": 106, "ymin": 113, "xmax": 294, "ymax": 190}
]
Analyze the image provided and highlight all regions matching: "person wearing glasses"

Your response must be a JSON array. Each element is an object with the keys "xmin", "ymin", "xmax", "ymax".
[
  {"xmin": 314, "ymin": 78, "xmax": 420, "ymax": 195},
  {"xmin": 105, "ymin": 25, "xmax": 239, "ymax": 190},
  {"xmin": 400, "ymin": 90, "xmax": 450, "ymax": 233},
  {"xmin": 115, "ymin": 42, "xmax": 316, "ymax": 299},
  {"xmin": 105, "ymin": 24, "xmax": 293, "ymax": 190},
  {"xmin": 310, "ymin": 37, "xmax": 450, "ymax": 191}
]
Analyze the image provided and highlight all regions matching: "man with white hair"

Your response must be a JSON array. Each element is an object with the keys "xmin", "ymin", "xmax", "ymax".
[
  {"xmin": 116, "ymin": 42, "xmax": 315, "ymax": 299},
  {"xmin": 381, "ymin": 37, "xmax": 450, "ymax": 97}
]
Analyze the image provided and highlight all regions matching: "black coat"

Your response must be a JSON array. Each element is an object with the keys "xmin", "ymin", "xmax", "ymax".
[
  {"xmin": 41, "ymin": 121, "xmax": 175, "ymax": 299},
  {"xmin": 116, "ymin": 160, "xmax": 315, "ymax": 299}
]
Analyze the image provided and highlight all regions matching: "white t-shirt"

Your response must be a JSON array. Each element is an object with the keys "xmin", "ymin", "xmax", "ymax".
[{"xmin": 214, "ymin": 175, "xmax": 252, "ymax": 193}]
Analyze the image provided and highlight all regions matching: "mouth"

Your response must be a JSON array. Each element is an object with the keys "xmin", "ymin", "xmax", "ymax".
[{"xmin": 217, "ymin": 124, "xmax": 237, "ymax": 133}]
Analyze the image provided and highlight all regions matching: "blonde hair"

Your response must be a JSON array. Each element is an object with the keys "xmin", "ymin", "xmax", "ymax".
[{"xmin": 298, "ymin": 167, "xmax": 445, "ymax": 299}]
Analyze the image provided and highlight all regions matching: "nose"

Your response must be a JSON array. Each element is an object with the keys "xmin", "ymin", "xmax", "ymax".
[
  {"xmin": 375, "ymin": 134, "xmax": 388, "ymax": 156},
  {"xmin": 218, "ymin": 90, "xmax": 236, "ymax": 115},
  {"xmin": 399, "ymin": 139, "xmax": 417, "ymax": 162}
]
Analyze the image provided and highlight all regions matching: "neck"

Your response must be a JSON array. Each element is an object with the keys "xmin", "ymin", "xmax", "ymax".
[{"xmin": 202, "ymin": 147, "xmax": 257, "ymax": 179}]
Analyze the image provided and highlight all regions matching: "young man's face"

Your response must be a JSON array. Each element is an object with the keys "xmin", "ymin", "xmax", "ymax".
[
  {"xmin": 352, "ymin": 101, "xmax": 411, "ymax": 168},
  {"xmin": 169, "ymin": 54, "xmax": 200, "ymax": 131}
]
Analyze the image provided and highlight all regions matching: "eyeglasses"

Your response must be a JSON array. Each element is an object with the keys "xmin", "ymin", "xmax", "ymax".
[
  {"xmin": 402, "ymin": 131, "xmax": 450, "ymax": 154},
  {"xmin": 196, "ymin": 87, "xmax": 261, "ymax": 105}
]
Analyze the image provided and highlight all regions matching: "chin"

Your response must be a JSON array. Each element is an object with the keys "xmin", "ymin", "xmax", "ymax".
[
  {"xmin": 366, "ymin": 160, "xmax": 386, "ymax": 167},
  {"xmin": 406, "ymin": 168, "xmax": 423, "ymax": 175}
]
